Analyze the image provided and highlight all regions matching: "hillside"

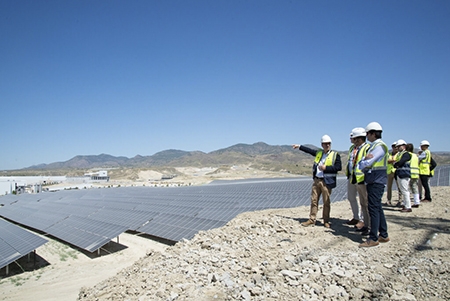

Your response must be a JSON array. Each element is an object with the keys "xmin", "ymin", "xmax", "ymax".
[
  {"xmin": 3, "ymin": 142, "xmax": 450, "ymax": 180},
  {"xmin": 73, "ymin": 186, "xmax": 447, "ymax": 301},
  {"xmin": 3, "ymin": 142, "xmax": 318, "ymax": 177}
]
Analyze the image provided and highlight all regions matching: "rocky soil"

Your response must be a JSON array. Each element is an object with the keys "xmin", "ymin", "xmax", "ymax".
[{"xmin": 78, "ymin": 186, "xmax": 450, "ymax": 301}]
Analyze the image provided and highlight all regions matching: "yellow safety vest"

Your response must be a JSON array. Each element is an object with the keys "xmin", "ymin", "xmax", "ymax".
[
  {"xmin": 363, "ymin": 140, "xmax": 388, "ymax": 184},
  {"xmin": 419, "ymin": 149, "xmax": 431, "ymax": 176},
  {"xmin": 368, "ymin": 141, "xmax": 388, "ymax": 172},
  {"xmin": 349, "ymin": 143, "xmax": 370, "ymax": 183},
  {"xmin": 387, "ymin": 153, "xmax": 396, "ymax": 175},
  {"xmin": 395, "ymin": 150, "xmax": 411, "ymax": 178},
  {"xmin": 409, "ymin": 152, "xmax": 419, "ymax": 179},
  {"xmin": 314, "ymin": 150, "xmax": 338, "ymax": 179}
]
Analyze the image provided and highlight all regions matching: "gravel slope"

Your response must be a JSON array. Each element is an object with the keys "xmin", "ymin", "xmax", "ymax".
[{"xmin": 78, "ymin": 186, "xmax": 450, "ymax": 301}]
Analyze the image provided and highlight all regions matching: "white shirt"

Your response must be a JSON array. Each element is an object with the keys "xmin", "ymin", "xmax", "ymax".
[{"xmin": 316, "ymin": 151, "xmax": 329, "ymax": 178}]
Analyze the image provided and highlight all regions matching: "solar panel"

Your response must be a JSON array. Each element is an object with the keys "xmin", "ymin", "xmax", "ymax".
[
  {"xmin": 45, "ymin": 216, "xmax": 128, "ymax": 252},
  {"xmin": 0, "ymin": 240, "xmax": 19, "ymax": 270},
  {"xmin": 0, "ymin": 218, "xmax": 48, "ymax": 270},
  {"xmin": 137, "ymin": 213, "xmax": 227, "ymax": 242},
  {"xmin": 430, "ymin": 165, "xmax": 450, "ymax": 186},
  {"xmin": 87, "ymin": 207, "xmax": 153, "ymax": 230},
  {"xmin": 0, "ymin": 165, "xmax": 448, "ymax": 251}
]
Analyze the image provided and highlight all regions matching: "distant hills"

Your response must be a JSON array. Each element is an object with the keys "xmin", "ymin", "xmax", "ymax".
[
  {"xmin": 7, "ymin": 142, "xmax": 450, "ymax": 176},
  {"xmin": 21, "ymin": 142, "xmax": 317, "ymax": 174}
]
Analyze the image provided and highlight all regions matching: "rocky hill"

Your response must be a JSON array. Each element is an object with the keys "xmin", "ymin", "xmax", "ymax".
[
  {"xmin": 3, "ymin": 142, "xmax": 318, "ymax": 177},
  {"xmin": 4, "ymin": 142, "xmax": 449, "ymax": 179},
  {"xmin": 23, "ymin": 142, "xmax": 314, "ymax": 170},
  {"xmin": 78, "ymin": 186, "xmax": 450, "ymax": 301}
]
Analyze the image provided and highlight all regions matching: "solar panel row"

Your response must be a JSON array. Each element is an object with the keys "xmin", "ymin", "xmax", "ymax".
[
  {"xmin": 430, "ymin": 165, "xmax": 450, "ymax": 186},
  {"xmin": 0, "ymin": 218, "xmax": 48, "ymax": 270},
  {"xmin": 0, "ymin": 165, "xmax": 448, "ymax": 256}
]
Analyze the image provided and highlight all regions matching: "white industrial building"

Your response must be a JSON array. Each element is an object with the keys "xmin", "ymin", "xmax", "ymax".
[{"xmin": 0, "ymin": 176, "xmax": 66, "ymax": 196}]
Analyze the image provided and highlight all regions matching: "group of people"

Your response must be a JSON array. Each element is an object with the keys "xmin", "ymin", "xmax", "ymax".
[
  {"xmin": 292, "ymin": 121, "xmax": 435, "ymax": 248},
  {"xmin": 386, "ymin": 140, "xmax": 436, "ymax": 210}
]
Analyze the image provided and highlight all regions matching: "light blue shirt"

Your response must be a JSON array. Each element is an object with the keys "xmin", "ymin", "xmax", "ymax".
[
  {"xmin": 418, "ymin": 150, "xmax": 427, "ymax": 161},
  {"xmin": 358, "ymin": 139, "xmax": 386, "ymax": 170}
]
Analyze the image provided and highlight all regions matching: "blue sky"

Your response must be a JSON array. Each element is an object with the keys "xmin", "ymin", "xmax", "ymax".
[{"xmin": 1, "ymin": 1, "xmax": 449, "ymax": 170}]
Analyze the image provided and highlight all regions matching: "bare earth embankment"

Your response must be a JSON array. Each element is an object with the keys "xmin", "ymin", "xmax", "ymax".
[
  {"xmin": 77, "ymin": 186, "xmax": 450, "ymax": 301},
  {"xmin": 0, "ymin": 167, "xmax": 449, "ymax": 301}
]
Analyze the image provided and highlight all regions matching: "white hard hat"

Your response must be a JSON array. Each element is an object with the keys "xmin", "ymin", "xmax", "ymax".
[
  {"xmin": 420, "ymin": 140, "xmax": 430, "ymax": 146},
  {"xmin": 350, "ymin": 127, "xmax": 366, "ymax": 138},
  {"xmin": 392, "ymin": 141, "xmax": 398, "ymax": 146},
  {"xmin": 396, "ymin": 139, "xmax": 407, "ymax": 146},
  {"xmin": 365, "ymin": 121, "xmax": 383, "ymax": 132},
  {"xmin": 321, "ymin": 135, "xmax": 332, "ymax": 143}
]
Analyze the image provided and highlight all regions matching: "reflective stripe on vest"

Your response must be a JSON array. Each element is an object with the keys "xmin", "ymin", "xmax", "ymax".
[
  {"xmin": 409, "ymin": 152, "xmax": 419, "ymax": 179},
  {"xmin": 396, "ymin": 150, "xmax": 411, "ymax": 178},
  {"xmin": 387, "ymin": 154, "xmax": 396, "ymax": 174},
  {"xmin": 419, "ymin": 149, "xmax": 431, "ymax": 175},
  {"xmin": 367, "ymin": 141, "xmax": 388, "ymax": 172},
  {"xmin": 314, "ymin": 150, "xmax": 338, "ymax": 178},
  {"xmin": 352, "ymin": 143, "xmax": 370, "ymax": 183}
]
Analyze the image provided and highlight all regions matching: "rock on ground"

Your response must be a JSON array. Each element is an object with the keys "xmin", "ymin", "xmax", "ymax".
[{"xmin": 79, "ymin": 187, "xmax": 450, "ymax": 301}]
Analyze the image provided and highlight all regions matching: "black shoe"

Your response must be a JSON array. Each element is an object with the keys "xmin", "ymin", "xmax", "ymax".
[
  {"xmin": 360, "ymin": 227, "xmax": 370, "ymax": 236},
  {"xmin": 355, "ymin": 226, "xmax": 366, "ymax": 232},
  {"xmin": 345, "ymin": 218, "xmax": 359, "ymax": 225}
]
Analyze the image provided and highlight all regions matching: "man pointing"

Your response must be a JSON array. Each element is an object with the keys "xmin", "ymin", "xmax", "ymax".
[{"xmin": 293, "ymin": 135, "xmax": 342, "ymax": 228}]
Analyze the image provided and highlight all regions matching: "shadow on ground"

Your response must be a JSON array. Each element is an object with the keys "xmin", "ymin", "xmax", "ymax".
[
  {"xmin": 277, "ymin": 205, "xmax": 450, "ymax": 251},
  {"xmin": 0, "ymin": 253, "xmax": 49, "ymax": 279}
]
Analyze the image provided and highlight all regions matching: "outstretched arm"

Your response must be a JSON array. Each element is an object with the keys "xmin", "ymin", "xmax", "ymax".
[{"xmin": 293, "ymin": 144, "xmax": 317, "ymax": 157}]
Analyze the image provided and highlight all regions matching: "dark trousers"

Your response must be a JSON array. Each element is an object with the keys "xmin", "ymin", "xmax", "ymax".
[
  {"xmin": 419, "ymin": 175, "xmax": 432, "ymax": 201},
  {"xmin": 367, "ymin": 183, "xmax": 388, "ymax": 242}
]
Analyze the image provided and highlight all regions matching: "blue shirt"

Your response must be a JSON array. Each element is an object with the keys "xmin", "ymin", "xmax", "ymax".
[{"xmin": 358, "ymin": 139, "xmax": 386, "ymax": 170}]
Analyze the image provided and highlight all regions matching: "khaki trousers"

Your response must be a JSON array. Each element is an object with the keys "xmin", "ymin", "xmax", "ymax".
[
  {"xmin": 310, "ymin": 178, "xmax": 331, "ymax": 223},
  {"xmin": 387, "ymin": 172, "xmax": 402, "ymax": 201}
]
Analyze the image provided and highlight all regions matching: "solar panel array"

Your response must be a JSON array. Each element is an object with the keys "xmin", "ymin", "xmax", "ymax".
[
  {"xmin": 430, "ymin": 164, "xmax": 450, "ymax": 186},
  {"xmin": 0, "ymin": 165, "xmax": 448, "ymax": 256},
  {"xmin": 0, "ymin": 218, "xmax": 48, "ymax": 270}
]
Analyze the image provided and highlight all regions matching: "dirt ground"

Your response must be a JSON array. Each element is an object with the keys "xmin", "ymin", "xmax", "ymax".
[
  {"xmin": 1, "ymin": 167, "xmax": 448, "ymax": 300},
  {"xmin": 0, "ymin": 166, "xmax": 286, "ymax": 301},
  {"xmin": 0, "ymin": 232, "xmax": 169, "ymax": 301}
]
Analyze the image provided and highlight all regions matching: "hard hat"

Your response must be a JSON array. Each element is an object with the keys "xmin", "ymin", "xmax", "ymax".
[
  {"xmin": 350, "ymin": 127, "xmax": 366, "ymax": 138},
  {"xmin": 392, "ymin": 141, "xmax": 398, "ymax": 146},
  {"xmin": 420, "ymin": 140, "xmax": 430, "ymax": 146},
  {"xmin": 396, "ymin": 139, "xmax": 407, "ymax": 146},
  {"xmin": 321, "ymin": 135, "xmax": 332, "ymax": 143},
  {"xmin": 365, "ymin": 121, "xmax": 383, "ymax": 132}
]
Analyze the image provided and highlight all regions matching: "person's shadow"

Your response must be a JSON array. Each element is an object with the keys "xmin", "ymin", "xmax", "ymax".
[
  {"xmin": 279, "ymin": 206, "xmax": 450, "ymax": 251},
  {"xmin": 276, "ymin": 215, "xmax": 366, "ymax": 244}
]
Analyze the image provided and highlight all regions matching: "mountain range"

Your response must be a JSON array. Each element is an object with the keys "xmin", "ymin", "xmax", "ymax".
[
  {"xmin": 24, "ymin": 142, "xmax": 318, "ymax": 173},
  {"xmin": 12, "ymin": 142, "xmax": 450, "ymax": 175}
]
